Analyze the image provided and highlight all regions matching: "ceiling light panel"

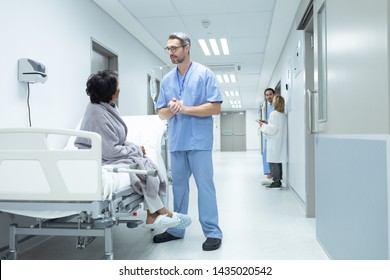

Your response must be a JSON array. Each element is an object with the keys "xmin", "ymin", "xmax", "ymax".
[
  {"xmin": 198, "ymin": 39, "xmax": 211, "ymax": 56},
  {"xmin": 198, "ymin": 38, "xmax": 230, "ymax": 56},
  {"xmin": 220, "ymin": 38, "xmax": 229, "ymax": 55},
  {"xmin": 222, "ymin": 74, "xmax": 230, "ymax": 83},
  {"xmin": 209, "ymin": 39, "xmax": 220, "ymax": 56}
]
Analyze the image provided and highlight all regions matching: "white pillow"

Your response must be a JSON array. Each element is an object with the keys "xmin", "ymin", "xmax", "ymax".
[
  {"xmin": 122, "ymin": 115, "xmax": 167, "ymax": 154},
  {"xmin": 65, "ymin": 115, "xmax": 167, "ymax": 154},
  {"xmin": 64, "ymin": 119, "xmax": 82, "ymax": 150}
]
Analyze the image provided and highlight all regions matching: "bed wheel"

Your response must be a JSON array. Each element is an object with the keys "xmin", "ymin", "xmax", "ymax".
[
  {"xmin": 104, "ymin": 253, "xmax": 114, "ymax": 260},
  {"xmin": 2, "ymin": 251, "xmax": 17, "ymax": 260}
]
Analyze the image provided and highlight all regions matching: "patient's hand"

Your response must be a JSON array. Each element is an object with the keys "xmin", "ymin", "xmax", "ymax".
[{"xmin": 141, "ymin": 146, "xmax": 146, "ymax": 157}]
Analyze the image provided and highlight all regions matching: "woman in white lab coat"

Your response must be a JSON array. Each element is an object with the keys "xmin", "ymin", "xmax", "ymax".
[{"xmin": 259, "ymin": 95, "xmax": 288, "ymax": 189}]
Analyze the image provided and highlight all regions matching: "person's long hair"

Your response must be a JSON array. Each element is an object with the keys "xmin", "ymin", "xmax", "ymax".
[{"xmin": 273, "ymin": 95, "xmax": 285, "ymax": 113}]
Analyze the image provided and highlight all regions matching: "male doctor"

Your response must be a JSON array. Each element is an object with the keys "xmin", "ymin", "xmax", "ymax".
[
  {"xmin": 154, "ymin": 32, "xmax": 223, "ymax": 251},
  {"xmin": 260, "ymin": 88, "xmax": 275, "ymax": 185}
]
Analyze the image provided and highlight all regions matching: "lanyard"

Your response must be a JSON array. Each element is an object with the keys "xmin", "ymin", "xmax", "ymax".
[{"xmin": 176, "ymin": 62, "xmax": 192, "ymax": 99}]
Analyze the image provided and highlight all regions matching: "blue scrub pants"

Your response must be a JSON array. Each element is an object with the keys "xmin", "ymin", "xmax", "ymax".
[
  {"xmin": 262, "ymin": 139, "xmax": 271, "ymax": 175},
  {"xmin": 167, "ymin": 150, "xmax": 223, "ymax": 239}
]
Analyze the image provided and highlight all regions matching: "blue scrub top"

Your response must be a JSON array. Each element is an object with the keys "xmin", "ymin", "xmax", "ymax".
[
  {"xmin": 156, "ymin": 62, "xmax": 223, "ymax": 152},
  {"xmin": 267, "ymin": 101, "xmax": 274, "ymax": 119}
]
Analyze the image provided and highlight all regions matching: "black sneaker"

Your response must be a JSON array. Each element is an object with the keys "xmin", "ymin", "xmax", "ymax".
[
  {"xmin": 153, "ymin": 231, "xmax": 182, "ymax": 243},
  {"xmin": 202, "ymin": 238, "xmax": 222, "ymax": 251},
  {"xmin": 266, "ymin": 182, "xmax": 282, "ymax": 189}
]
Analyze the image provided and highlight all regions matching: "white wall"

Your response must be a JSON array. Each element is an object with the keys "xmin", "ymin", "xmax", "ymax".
[
  {"xmin": 0, "ymin": 0, "xmax": 164, "ymax": 133},
  {"xmin": 0, "ymin": 0, "xmax": 167, "ymax": 253},
  {"xmin": 246, "ymin": 109, "xmax": 262, "ymax": 150}
]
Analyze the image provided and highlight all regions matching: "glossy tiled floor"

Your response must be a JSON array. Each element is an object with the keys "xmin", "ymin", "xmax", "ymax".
[{"xmin": 18, "ymin": 151, "xmax": 328, "ymax": 260}]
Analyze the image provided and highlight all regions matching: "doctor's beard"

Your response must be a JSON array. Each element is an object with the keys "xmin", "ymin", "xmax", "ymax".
[{"xmin": 170, "ymin": 55, "xmax": 185, "ymax": 64}]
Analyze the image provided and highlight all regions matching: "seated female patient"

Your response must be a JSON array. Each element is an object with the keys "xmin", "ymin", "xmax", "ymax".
[{"xmin": 75, "ymin": 70, "xmax": 191, "ymax": 230}]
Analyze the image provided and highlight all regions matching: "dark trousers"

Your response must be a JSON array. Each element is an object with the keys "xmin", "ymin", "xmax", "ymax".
[{"xmin": 269, "ymin": 163, "xmax": 282, "ymax": 183}]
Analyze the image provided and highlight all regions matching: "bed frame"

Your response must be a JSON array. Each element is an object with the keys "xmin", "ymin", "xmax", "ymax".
[{"xmin": 0, "ymin": 128, "xmax": 147, "ymax": 260}]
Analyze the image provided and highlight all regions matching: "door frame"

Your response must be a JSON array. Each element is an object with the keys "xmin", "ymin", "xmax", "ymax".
[
  {"xmin": 297, "ymin": 0, "xmax": 316, "ymax": 218},
  {"xmin": 304, "ymin": 18, "xmax": 316, "ymax": 218}
]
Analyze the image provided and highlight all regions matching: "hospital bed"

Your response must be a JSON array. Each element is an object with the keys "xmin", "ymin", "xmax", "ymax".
[{"xmin": 0, "ymin": 115, "xmax": 168, "ymax": 260}]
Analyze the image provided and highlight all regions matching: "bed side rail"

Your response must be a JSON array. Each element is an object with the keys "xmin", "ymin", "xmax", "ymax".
[{"xmin": 0, "ymin": 128, "xmax": 103, "ymax": 201}]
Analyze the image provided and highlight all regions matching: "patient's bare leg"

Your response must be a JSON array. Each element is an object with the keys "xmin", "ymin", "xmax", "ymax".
[
  {"xmin": 157, "ymin": 207, "xmax": 174, "ymax": 218},
  {"xmin": 145, "ymin": 208, "xmax": 173, "ymax": 224}
]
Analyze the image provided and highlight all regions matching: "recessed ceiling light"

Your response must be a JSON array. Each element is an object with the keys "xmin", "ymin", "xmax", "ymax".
[
  {"xmin": 209, "ymin": 39, "xmax": 220, "ymax": 56},
  {"xmin": 223, "ymin": 74, "xmax": 230, "ymax": 83},
  {"xmin": 216, "ymin": 74, "xmax": 224, "ymax": 83},
  {"xmin": 220, "ymin": 38, "xmax": 229, "ymax": 55},
  {"xmin": 198, "ymin": 39, "xmax": 211, "ymax": 56},
  {"xmin": 198, "ymin": 38, "xmax": 230, "ymax": 56}
]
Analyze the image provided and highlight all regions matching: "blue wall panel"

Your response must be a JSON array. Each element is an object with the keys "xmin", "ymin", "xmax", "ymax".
[{"xmin": 316, "ymin": 136, "xmax": 388, "ymax": 259}]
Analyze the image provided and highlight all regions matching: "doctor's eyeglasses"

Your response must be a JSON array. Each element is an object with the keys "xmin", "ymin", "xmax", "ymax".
[{"xmin": 164, "ymin": 45, "xmax": 186, "ymax": 53}]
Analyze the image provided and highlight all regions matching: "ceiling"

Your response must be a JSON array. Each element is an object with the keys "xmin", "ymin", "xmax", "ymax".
[{"xmin": 92, "ymin": 0, "xmax": 301, "ymax": 110}]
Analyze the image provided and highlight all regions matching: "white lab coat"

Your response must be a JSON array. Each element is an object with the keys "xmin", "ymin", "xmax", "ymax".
[{"xmin": 260, "ymin": 111, "xmax": 288, "ymax": 163}]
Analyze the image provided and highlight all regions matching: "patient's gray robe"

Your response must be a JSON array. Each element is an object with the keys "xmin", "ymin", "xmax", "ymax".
[{"xmin": 75, "ymin": 102, "xmax": 166, "ymax": 198}]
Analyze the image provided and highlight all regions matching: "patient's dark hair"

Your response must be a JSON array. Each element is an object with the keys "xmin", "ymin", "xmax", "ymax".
[{"xmin": 86, "ymin": 70, "xmax": 118, "ymax": 104}]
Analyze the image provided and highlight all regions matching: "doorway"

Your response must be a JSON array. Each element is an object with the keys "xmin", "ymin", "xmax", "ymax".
[
  {"xmin": 91, "ymin": 39, "xmax": 118, "ymax": 74},
  {"xmin": 91, "ymin": 39, "xmax": 118, "ymax": 104},
  {"xmin": 220, "ymin": 111, "xmax": 246, "ymax": 151}
]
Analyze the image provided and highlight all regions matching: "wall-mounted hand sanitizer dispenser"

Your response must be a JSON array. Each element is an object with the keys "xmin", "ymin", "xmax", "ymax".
[{"xmin": 18, "ymin": 58, "xmax": 48, "ymax": 83}]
